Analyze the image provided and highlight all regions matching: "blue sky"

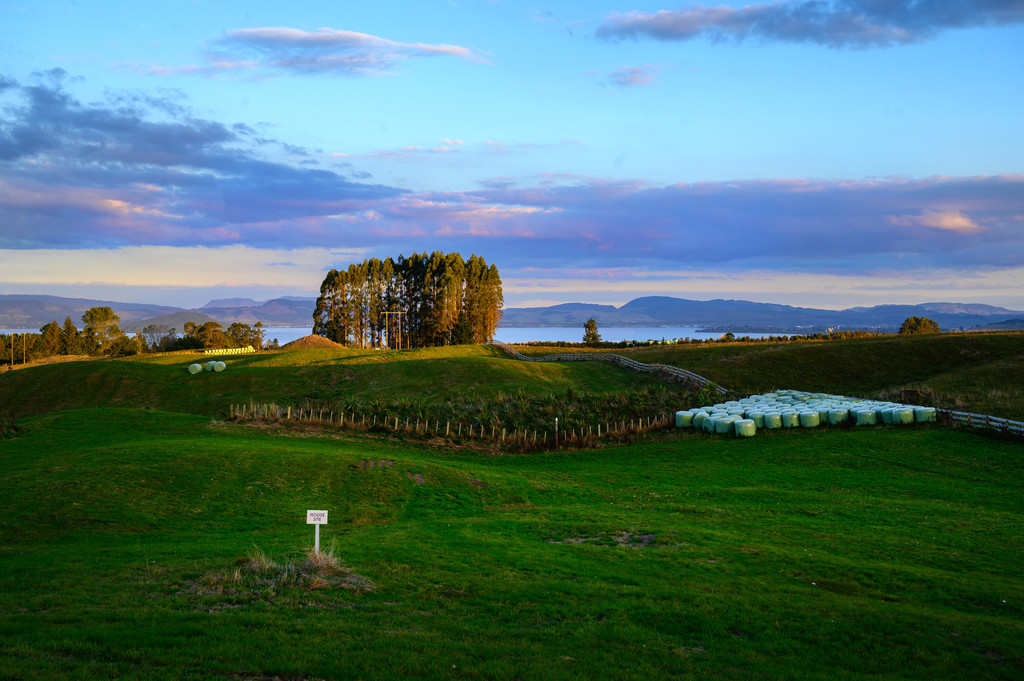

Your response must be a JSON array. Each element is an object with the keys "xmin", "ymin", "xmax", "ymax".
[{"xmin": 2, "ymin": 0, "xmax": 1023, "ymax": 310}]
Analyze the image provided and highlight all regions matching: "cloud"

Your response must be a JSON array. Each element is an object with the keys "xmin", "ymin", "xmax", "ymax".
[
  {"xmin": 2, "ymin": 72, "xmax": 1021, "ymax": 310},
  {"xmin": 0, "ymin": 72, "xmax": 403, "ymax": 249},
  {"xmin": 889, "ymin": 209, "xmax": 984, "ymax": 233},
  {"xmin": 607, "ymin": 65, "xmax": 656, "ymax": 87},
  {"xmin": 595, "ymin": 1, "xmax": 1024, "ymax": 49},
  {"xmin": 151, "ymin": 27, "xmax": 489, "ymax": 78},
  {"xmin": 0, "ymin": 245, "xmax": 365, "ymax": 288}
]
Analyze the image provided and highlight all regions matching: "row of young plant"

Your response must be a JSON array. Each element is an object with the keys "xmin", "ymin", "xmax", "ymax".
[{"xmin": 228, "ymin": 385, "xmax": 699, "ymax": 450}]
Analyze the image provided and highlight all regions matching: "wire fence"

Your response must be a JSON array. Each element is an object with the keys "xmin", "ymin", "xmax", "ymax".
[
  {"xmin": 229, "ymin": 401, "xmax": 673, "ymax": 451},
  {"xmin": 490, "ymin": 340, "xmax": 728, "ymax": 395}
]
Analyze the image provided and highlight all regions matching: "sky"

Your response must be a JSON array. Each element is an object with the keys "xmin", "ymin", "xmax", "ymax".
[{"xmin": 1, "ymin": 0, "xmax": 1023, "ymax": 311}]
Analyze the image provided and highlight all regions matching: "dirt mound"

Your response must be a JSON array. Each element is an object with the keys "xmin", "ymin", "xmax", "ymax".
[{"xmin": 281, "ymin": 334, "xmax": 345, "ymax": 349}]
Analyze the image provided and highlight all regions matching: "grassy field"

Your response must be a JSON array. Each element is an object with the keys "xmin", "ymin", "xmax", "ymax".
[
  {"xmin": 2, "ymin": 409, "xmax": 1022, "ymax": 679},
  {"xmin": 1, "ymin": 335, "xmax": 1023, "ymax": 679},
  {"xmin": 515, "ymin": 332, "xmax": 1024, "ymax": 421}
]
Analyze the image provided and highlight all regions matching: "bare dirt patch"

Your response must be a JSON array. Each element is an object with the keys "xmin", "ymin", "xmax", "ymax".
[{"xmin": 547, "ymin": 531, "xmax": 659, "ymax": 548}]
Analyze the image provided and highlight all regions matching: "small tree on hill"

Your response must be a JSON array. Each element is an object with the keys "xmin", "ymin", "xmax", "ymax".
[
  {"xmin": 81, "ymin": 306, "xmax": 123, "ymax": 355},
  {"xmin": 899, "ymin": 316, "xmax": 940, "ymax": 335},
  {"xmin": 583, "ymin": 318, "xmax": 601, "ymax": 346}
]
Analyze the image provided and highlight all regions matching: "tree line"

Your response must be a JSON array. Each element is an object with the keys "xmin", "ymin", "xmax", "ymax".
[
  {"xmin": 313, "ymin": 252, "xmax": 503, "ymax": 348},
  {"xmin": 1, "ymin": 307, "xmax": 270, "ymax": 367}
]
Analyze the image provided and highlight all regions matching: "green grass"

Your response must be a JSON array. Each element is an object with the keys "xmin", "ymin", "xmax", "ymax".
[
  {"xmin": 1, "ymin": 337, "xmax": 1023, "ymax": 679},
  {"xmin": 516, "ymin": 332, "xmax": 1024, "ymax": 420},
  {"xmin": 2, "ymin": 408, "xmax": 1023, "ymax": 680},
  {"xmin": 0, "ymin": 345, "xmax": 678, "ymax": 420}
]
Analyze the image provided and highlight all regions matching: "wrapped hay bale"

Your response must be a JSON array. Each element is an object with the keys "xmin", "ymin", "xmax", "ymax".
[
  {"xmin": 214, "ymin": 361, "xmax": 226, "ymax": 372},
  {"xmin": 747, "ymin": 412, "xmax": 765, "ymax": 428},
  {"xmin": 204, "ymin": 361, "xmax": 216, "ymax": 372},
  {"xmin": 692, "ymin": 412, "xmax": 709, "ymax": 429},
  {"xmin": 827, "ymin": 408, "xmax": 849, "ymax": 425},
  {"xmin": 798, "ymin": 411, "xmax": 820, "ymax": 428},
  {"xmin": 781, "ymin": 412, "xmax": 799, "ymax": 428},
  {"xmin": 675, "ymin": 411, "xmax": 694, "ymax": 428},
  {"xmin": 702, "ymin": 415, "xmax": 721, "ymax": 433},
  {"xmin": 895, "ymin": 407, "xmax": 915, "ymax": 425},
  {"xmin": 855, "ymin": 409, "xmax": 878, "ymax": 426},
  {"xmin": 734, "ymin": 419, "xmax": 756, "ymax": 437},
  {"xmin": 715, "ymin": 416, "xmax": 739, "ymax": 434},
  {"xmin": 914, "ymin": 406, "xmax": 937, "ymax": 423},
  {"xmin": 763, "ymin": 412, "xmax": 783, "ymax": 428},
  {"xmin": 187, "ymin": 363, "xmax": 202, "ymax": 374}
]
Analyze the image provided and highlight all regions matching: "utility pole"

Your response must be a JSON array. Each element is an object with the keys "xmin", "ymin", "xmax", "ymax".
[{"xmin": 382, "ymin": 311, "xmax": 406, "ymax": 350}]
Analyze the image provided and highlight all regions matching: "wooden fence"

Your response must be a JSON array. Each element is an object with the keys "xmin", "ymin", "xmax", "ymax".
[
  {"xmin": 937, "ymin": 409, "xmax": 1024, "ymax": 438},
  {"xmin": 489, "ymin": 340, "xmax": 728, "ymax": 395}
]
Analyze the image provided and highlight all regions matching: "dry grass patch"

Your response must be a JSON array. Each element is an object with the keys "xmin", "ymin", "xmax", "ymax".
[{"xmin": 182, "ymin": 545, "xmax": 374, "ymax": 606}]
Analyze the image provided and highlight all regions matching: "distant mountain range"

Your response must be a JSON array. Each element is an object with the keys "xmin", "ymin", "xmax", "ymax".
[
  {"xmin": 0, "ymin": 294, "xmax": 318, "ymax": 331},
  {"xmin": 1, "ymin": 293, "xmax": 1021, "ymax": 334},
  {"xmin": 500, "ymin": 296, "xmax": 1024, "ymax": 333}
]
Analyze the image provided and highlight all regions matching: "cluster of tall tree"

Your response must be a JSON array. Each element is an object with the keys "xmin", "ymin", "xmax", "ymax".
[
  {"xmin": 313, "ymin": 252, "xmax": 503, "ymax": 348},
  {"xmin": 2, "ymin": 308, "xmax": 271, "ymax": 367}
]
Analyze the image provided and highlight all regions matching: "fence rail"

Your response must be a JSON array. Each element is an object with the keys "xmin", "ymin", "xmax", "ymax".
[
  {"xmin": 490, "ymin": 340, "xmax": 728, "ymax": 395},
  {"xmin": 937, "ymin": 409, "xmax": 1024, "ymax": 437}
]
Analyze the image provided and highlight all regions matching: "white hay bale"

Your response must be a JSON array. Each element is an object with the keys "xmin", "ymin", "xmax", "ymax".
[
  {"xmin": 914, "ymin": 406, "xmax": 937, "ymax": 423},
  {"xmin": 734, "ymin": 419, "xmax": 756, "ymax": 437},
  {"xmin": 799, "ymin": 411, "xmax": 820, "ymax": 428},
  {"xmin": 675, "ymin": 411, "xmax": 693, "ymax": 428},
  {"xmin": 702, "ymin": 415, "xmax": 720, "ymax": 433},
  {"xmin": 781, "ymin": 412, "xmax": 799, "ymax": 428},
  {"xmin": 827, "ymin": 408, "xmax": 849, "ymax": 425},
  {"xmin": 855, "ymin": 409, "xmax": 878, "ymax": 426},
  {"xmin": 747, "ymin": 412, "xmax": 765, "ymax": 428},
  {"xmin": 214, "ymin": 361, "xmax": 226, "ymax": 372},
  {"xmin": 763, "ymin": 412, "xmax": 783, "ymax": 429},
  {"xmin": 895, "ymin": 407, "xmax": 914, "ymax": 425},
  {"xmin": 692, "ymin": 412, "xmax": 709, "ymax": 429},
  {"xmin": 187, "ymin": 363, "xmax": 202, "ymax": 374},
  {"xmin": 715, "ymin": 416, "xmax": 738, "ymax": 434},
  {"xmin": 204, "ymin": 361, "xmax": 216, "ymax": 372}
]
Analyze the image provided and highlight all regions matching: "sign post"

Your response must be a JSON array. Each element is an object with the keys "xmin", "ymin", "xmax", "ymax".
[{"xmin": 306, "ymin": 510, "xmax": 328, "ymax": 553}]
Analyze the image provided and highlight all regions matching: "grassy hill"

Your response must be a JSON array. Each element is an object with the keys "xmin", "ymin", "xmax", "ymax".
[
  {"xmin": 1, "ymin": 335, "xmax": 1023, "ymax": 679},
  {"xmin": 516, "ymin": 331, "xmax": 1024, "ymax": 420}
]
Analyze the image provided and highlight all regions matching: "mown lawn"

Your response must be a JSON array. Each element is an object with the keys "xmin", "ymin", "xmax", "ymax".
[{"xmin": 2, "ymin": 408, "xmax": 1022, "ymax": 680}]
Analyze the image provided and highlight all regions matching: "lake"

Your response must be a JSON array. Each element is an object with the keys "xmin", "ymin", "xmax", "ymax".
[
  {"xmin": 263, "ymin": 326, "xmax": 777, "ymax": 346},
  {"xmin": 2, "ymin": 326, "xmax": 781, "ymax": 347}
]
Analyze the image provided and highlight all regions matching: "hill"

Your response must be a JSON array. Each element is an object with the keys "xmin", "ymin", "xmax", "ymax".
[
  {"xmin": 501, "ymin": 295, "xmax": 1023, "ymax": 332},
  {"xmin": 1, "ymin": 336, "xmax": 1023, "ymax": 679},
  {"xmin": 0, "ymin": 294, "xmax": 180, "ymax": 328},
  {"xmin": 0, "ymin": 294, "xmax": 316, "ymax": 330}
]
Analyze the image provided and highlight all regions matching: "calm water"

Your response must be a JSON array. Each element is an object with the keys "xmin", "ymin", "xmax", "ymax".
[
  {"xmin": 2, "ymin": 326, "xmax": 779, "ymax": 346},
  {"xmin": 265, "ymin": 326, "xmax": 769, "ymax": 345}
]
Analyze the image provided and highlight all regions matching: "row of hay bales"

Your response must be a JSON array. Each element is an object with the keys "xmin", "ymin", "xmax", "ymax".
[
  {"xmin": 204, "ymin": 346, "xmax": 255, "ymax": 356},
  {"xmin": 675, "ymin": 389, "xmax": 937, "ymax": 438},
  {"xmin": 187, "ymin": 361, "xmax": 227, "ymax": 374}
]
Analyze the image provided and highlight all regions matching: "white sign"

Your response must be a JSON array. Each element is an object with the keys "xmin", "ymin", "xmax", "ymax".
[{"xmin": 307, "ymin": 509, "xmax": 328, "ymax": 525}]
